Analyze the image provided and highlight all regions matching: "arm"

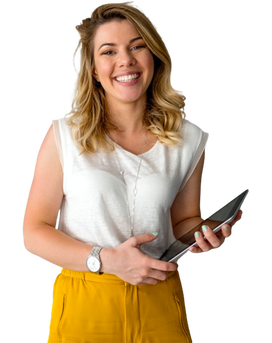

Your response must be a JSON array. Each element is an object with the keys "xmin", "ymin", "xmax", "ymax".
[
  {"xmin": 171, "ymin": 152, "xmax": 205, "ymax": 239},
  {"xmin": 171, "ymin": 151, "xmax": 241, "ymax": 253},
  {"xmin": 23, "ymin": 125, "xmax": 93, "ymax": 270}
]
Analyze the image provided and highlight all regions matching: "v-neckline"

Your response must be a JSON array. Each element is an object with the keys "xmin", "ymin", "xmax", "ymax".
[{"xmin": 106, "ymin": 135, "xmax": 159, "ymax": 157}]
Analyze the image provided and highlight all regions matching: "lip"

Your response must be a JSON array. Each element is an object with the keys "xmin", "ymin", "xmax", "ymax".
[
  {"xmin": 113, "ymin": 71, "xmax": 141, "ymax": 79},
  {"xmin": 113, "ymin": 72, "xmax": 142, "ymax": 86}
]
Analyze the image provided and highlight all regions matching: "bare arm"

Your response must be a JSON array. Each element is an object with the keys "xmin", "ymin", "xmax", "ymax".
[
  {"xmin": 171, "ymin": 152, "xmax": 205, "ymax": 239},
  {"xmin": 171, "ymin": 151, "xmax": 242, "ymax": 253},
  {"xmin": 23, "ymin": 125, "xmax": 93, "ymax": 271}
]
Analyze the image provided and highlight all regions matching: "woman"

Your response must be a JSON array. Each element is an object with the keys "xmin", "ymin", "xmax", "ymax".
[{"xmin": 23, "ymin": 3, "xmax": 241, "ymax": 343}]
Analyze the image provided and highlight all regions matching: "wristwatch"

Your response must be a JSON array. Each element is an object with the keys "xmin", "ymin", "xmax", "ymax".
[{"xmin": 86, "ymin": 246, "xmax": 103, "ymax": 274}]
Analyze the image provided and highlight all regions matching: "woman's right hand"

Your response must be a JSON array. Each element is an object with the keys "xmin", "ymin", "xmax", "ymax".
[{"xmin": 100, "ymin": 233, "xmax": 178, "ymax": 285}]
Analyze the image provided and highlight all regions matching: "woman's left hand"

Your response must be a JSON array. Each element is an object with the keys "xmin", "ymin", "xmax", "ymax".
[{"xmin": 189, "ymin": 210, "xmax": 243, "ymax": 253}]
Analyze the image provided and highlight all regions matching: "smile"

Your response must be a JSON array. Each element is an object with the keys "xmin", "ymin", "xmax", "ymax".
[{"xmin": 114, "ymin": 73, "xmax": 141, "ymax": 83}]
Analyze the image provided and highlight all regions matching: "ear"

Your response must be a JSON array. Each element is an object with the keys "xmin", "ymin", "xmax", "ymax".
[{"xmin": 92, "ymin": 69, "xmax": 100, "ymax": 82}]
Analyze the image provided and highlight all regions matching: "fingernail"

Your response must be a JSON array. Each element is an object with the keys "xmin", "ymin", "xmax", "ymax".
[
  {"xmin": 152, "ymin": 232, "xmax": 159, "ymax": 236},
  {"xmin": 202, "ymin": 225, "xmax": 209, "ymax": 232},
  {"xmin": 195, "ymin": 232, "xmax": 200, "ymax": 238},
  {"xmin": 222, "ymin": 225, "xmax": 229, "ymax": 231}
]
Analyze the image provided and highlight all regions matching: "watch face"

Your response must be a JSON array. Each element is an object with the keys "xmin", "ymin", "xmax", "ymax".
[{"xmin": 87, "ymin": 256, "xmax": 100, "ymax": 272}]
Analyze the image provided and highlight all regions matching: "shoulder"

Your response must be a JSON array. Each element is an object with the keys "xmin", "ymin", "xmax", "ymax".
[
  {"xmin": 35, "ymin": 124, "xmax": 63, "ymax": 177},
  {"xmin": 52, "ymin": 117, "xmax": 75, "ymax": 148},
  {"xmin": 49, "ymin": 114, "xmax": 68, "ymax": 128},
  {"xmin": 180, "ymin": 119, "xmax": 209, "ymax": 150},
  {"xmin": 180, "ymin": 119, "xmax": 207, "ymax": 138}
]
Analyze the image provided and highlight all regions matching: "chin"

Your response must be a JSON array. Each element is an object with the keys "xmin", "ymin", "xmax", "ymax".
[{"xmin": 118, "ymin": 91, "xmax": 146, "ymax": 104}]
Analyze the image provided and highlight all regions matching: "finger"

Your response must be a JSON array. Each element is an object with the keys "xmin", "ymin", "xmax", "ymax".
[
  {"xmin": 230, "ymin": 210, "xmax": 243, "ymax": 226},
  {"xmin": 139, "ymin": 268, "xmax": 174, "ymax": 285},
  {"xmin": 189, "ymin": 245, "xmax": 203, "ymax": 254},
  {"xmin": 138, "ymin": 277, "xmax": 158, "ymax": 286},
  {"xmin": 202, "ymin": 225, "xmax": 221, "ymax": 248},
  {"xmin": 194, "ymin": 230, "xmax": 211, "ymax": 252},
  {"xmin": 130, "ymin": 232, "xmax": 159, "ymax": 247},
  {"xmin": 232, "ymin": 210, "xmax": 242, "ymax": 223},
  {"xmin": 147, "ymin": 269, "xmax": 168, "ymax": 282},
  {"xmin": 221, "ymin": 224, "xmax": 232, "ymax": 238},
  {"xmin": 149, "ymin": 258, "xmax": 178, "ymax": 272}
]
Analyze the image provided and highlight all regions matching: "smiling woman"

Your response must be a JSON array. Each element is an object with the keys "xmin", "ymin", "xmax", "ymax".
[
  {"xmin": 69, "ymin": 3, "xmax": 186, "ymax": 154},
  {"xmin": 23, "ymin": 2, "xmax": 241, "ymax": 343}
]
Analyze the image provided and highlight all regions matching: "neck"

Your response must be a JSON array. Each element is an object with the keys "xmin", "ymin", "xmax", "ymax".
[{"xmin": 106, "ymin": 98, "xmax": 146, "ymax": 134}]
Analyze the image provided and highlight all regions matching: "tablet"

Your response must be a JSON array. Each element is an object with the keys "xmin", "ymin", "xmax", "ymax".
[{"xmin": 159, "ymin": 189, "xmax": 249, "ymax": 262}]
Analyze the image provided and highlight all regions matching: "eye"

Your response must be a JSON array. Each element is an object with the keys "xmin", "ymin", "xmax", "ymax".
[
  {"xmin": 131, "ymin": 45, "xmax": 146, "ymax": 51},
  {"xmin": 102, "ymin": 50, "xmax": 116, "ymax": 56}
]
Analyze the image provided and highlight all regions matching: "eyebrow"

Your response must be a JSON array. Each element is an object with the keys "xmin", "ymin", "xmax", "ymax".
[{"xmin": 98, "ymin": 36, "xmax": 144, "ymax": 51}]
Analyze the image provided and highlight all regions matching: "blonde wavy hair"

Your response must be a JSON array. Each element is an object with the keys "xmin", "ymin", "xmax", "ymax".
[{"xmin": 68, "ymin": 2, "xmax": 186, "ymax": 153}]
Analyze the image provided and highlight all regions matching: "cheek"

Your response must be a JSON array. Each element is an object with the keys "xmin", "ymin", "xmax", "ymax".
[
  {"xmin": 144, "ymin": 53, "xmax": 155, "ymax": 80},
  {"xmin": 95, "ymin": 60, "xmax": 113, "ymax": 81}
]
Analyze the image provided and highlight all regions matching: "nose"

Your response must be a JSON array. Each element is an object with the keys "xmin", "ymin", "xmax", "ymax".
[{"xmin": 117, "ymin": 49, "xmax": 136, "ymax": 67}]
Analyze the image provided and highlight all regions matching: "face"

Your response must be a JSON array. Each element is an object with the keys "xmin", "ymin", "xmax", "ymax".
[{"xmin": 92, "ymin": 20, "xmax": 154, "ymax": 109}]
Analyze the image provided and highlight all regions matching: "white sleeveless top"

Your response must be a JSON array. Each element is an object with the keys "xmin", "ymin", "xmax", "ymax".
[{"xmin": 53, "ymin": 118, "xmax": 208, "ymax": 258}]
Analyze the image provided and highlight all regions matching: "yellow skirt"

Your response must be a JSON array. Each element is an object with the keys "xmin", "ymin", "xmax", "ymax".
[{"xmin": 48, "ymin": 269, "xmax": 192, "ymax": 343}]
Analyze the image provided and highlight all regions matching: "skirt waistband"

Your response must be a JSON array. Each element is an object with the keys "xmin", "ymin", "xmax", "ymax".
[{"xmin": 61, "ymin": 268, "xmax": 177, "ymax": 284}]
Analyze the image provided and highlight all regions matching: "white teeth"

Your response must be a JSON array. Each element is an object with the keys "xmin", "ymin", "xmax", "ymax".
[{"xmin": 115, "ymin": 73, "xmax": 139, "ymax": 82}]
